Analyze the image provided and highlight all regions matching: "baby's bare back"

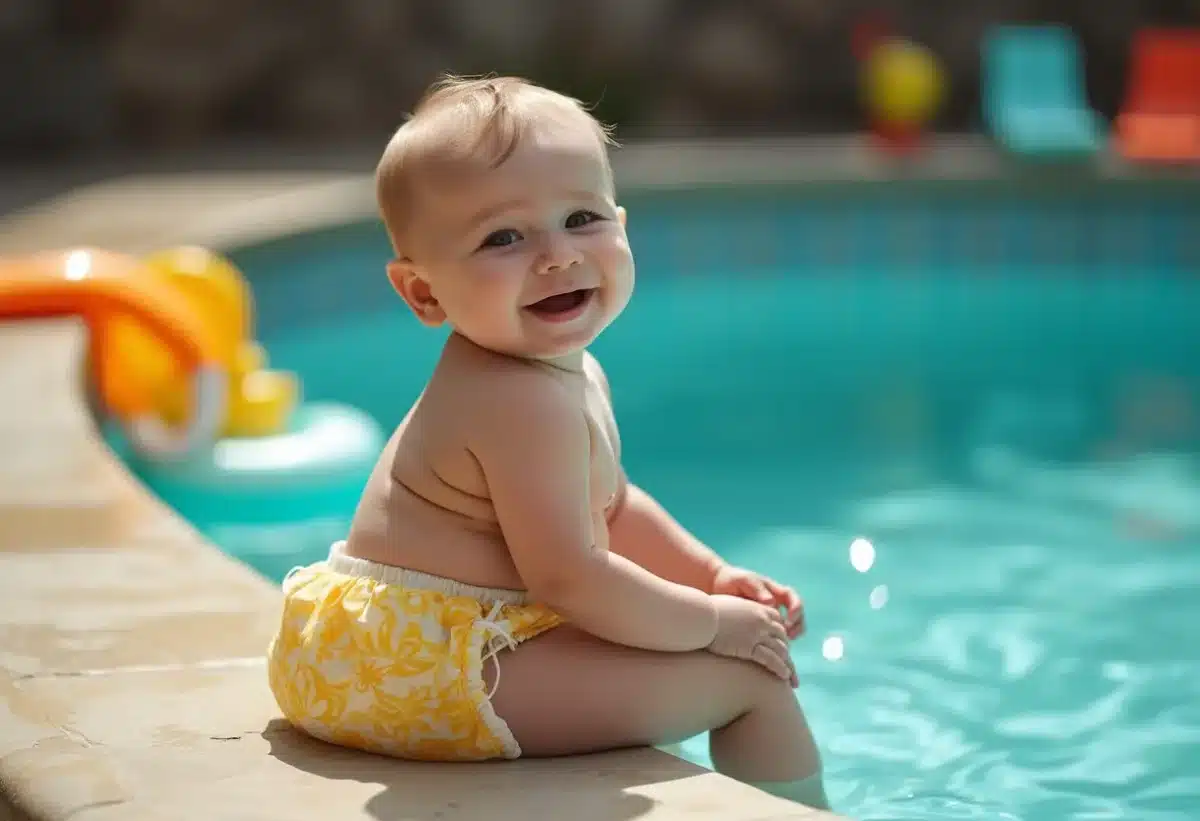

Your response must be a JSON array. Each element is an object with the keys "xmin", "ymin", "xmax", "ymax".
[{"xmin": 344, "ymin": 333, "xmax": 621, "ymax": 590}]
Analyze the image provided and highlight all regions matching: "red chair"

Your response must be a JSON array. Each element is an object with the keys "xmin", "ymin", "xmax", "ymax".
[{"xmin": 1115, "ymin": 28, "xmax": 1200, "ymax": 163}]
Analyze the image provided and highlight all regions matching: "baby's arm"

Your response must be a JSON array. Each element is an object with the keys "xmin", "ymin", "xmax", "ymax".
[
  {"xmin": 607, "ymin": 481, "xmax": 726, "ymax": 593},
  {"xmin": 588, "ymin": 357, "xmax": 728, "ymax": 593},
  {"xmin": 470, "ymin": 371, "xmax": 719, "ymax": 652}
]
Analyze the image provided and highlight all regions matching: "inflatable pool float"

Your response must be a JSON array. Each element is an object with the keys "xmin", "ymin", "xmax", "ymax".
[
  {"xmin": 0, "ymin": 245, "xmax": 383, "ymax": 522},
  {"xmin": 113, "ymin": 400, "xmax": 383, "ymax": 523},
  {"xmin": 0, "ymin": 247, "xmax": 227, "ymax": 458}
]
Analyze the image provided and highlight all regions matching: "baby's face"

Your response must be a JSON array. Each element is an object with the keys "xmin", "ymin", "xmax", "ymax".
[{"xmin": 396, "ymin": 120, "xmax": 634, "ymax": 364}]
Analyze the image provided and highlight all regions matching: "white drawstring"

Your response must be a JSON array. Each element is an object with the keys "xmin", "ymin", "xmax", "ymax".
[
  {"xmin": 282, "ymin": 565, "xmax": 304, "ymax": 591},
  {"xmin": 477, "ymin": 600, "xmax": 517, "ymax": 699}
]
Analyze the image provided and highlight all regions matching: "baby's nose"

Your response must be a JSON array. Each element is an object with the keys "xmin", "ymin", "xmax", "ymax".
[{"xmin": 537, "ymin": 235, "xmax": 582, "ymax": 274}]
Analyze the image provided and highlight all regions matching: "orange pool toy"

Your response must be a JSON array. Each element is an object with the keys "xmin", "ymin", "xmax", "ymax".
[
  {"xmin": 130, "ymin": 246, "xmax": 298, "ymax": 439},
  {"xmin": 0, "ymin": 247, "xmax": 227, "ymax": 459}
]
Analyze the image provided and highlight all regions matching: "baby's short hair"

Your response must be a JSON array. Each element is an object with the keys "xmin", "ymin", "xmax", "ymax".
[{"xmin": 376, "ymin": 75, "xmax": 617, "ymax": 254}]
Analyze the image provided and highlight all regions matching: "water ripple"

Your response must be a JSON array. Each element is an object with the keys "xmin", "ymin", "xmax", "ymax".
[{"xmin": 675, "ymin": 484, "xmax": 1200, "ymax": 820}]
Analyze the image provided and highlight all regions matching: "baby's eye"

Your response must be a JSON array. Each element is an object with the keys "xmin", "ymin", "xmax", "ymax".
[
  {"xmin": 480, "ymin": 229, "xmax": 522, "ymax": 249},
  {"xmin": 565, "ymin": 210, "xmax": 603, "ymax": 229}
]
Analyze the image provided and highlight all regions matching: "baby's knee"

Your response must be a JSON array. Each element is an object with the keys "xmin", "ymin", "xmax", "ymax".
[
  {"xmin": 740, "ymin": 660, "xmax": 798, "ymax": 706},
  {"xmin": 745, "ymin": 670, "xmax": 819, "ymax": 750},
  {"xmin": 711, "ymin": 657, "xmax": 797, "ymax": 724}
]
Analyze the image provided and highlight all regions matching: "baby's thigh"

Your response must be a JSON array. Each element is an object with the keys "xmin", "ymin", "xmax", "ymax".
[{"xmin": 489, "ymin": 624, "xmax": 782, "ymax": 757}]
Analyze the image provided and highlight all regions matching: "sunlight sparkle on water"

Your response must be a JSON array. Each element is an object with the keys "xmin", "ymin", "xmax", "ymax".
[
  {"xmin": 869, "ymin": 584, "xmax": 889, "ymax": 609},
  {"xmin": 822, "ymin": 634, "xmax": 845, "ymax": 661},
  {"xmin": 850, "ymin": 537, "xmax": 876, "ymax": 572}
]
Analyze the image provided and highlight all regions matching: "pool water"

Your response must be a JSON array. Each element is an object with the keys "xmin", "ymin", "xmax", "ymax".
[{"xmin": 166, "ymin": 194, "xmax": 1200, "ymax": 820}]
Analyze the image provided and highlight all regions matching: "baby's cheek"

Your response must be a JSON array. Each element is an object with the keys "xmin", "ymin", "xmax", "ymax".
[
  {"xmin": 470, "ymin": 266, "xmax": 522, "ymax": 301},
  {"xmin": 603, "ymin": 243, "xmax": 634, "ymax": 275}
]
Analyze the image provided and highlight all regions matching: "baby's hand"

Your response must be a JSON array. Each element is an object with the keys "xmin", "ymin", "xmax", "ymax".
[
  {"xmin": 707, "ymin": 594, "xmax": 798, "ymax": 687},
  {"xmin": 711, "ymin": 565, "xmax": 805, "ymax": 639}
]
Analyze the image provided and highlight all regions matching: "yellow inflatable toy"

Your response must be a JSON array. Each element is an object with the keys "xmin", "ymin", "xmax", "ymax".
[
  {"xmin": 1, "ymin": 247, "xmax": 383, "ymax": 519},
  {"xmin": 100, "ymin": 246, "xmax": 298, "ymax": 440},
  {"xmin": 863, "ymin": 37, "xmax": 947, "ymax": 130},
  {"xmin": 0, "ymin": 247, "xmax": 227, "ymax": 458}
]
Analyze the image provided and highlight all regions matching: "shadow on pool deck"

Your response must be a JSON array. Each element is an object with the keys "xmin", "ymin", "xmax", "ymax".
[
  {"xmin": 0, "ymin": 154, "xmax": 845, "ymax": 821},
  {"xmin": 262, "ymin": 718, "xmax": 683, "ymax": 821}
]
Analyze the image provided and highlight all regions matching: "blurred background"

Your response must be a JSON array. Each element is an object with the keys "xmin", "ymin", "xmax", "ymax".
[{"xmin": 2, "ymin": 0, "xmax": 1198, "ymax": 162}]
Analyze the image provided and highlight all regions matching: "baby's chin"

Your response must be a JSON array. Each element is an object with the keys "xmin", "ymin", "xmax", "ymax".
[
  {"xmin": 447, "ymin": 326, "xmax": 587, "ymax": 362},
  {"xmin": 505, "ymin": 335, "xmax": 596, "ymax": 362}
]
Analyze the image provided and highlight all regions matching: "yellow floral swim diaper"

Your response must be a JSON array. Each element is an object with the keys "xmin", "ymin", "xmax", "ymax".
[{"xmin": 267, "ymin": 542, "xmax": 563, "ymax": 761}]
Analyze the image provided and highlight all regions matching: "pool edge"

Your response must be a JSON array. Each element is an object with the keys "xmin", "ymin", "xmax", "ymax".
[{"xmin": 0, "ymin": 170, "xmax": 847, "ymax": 821}]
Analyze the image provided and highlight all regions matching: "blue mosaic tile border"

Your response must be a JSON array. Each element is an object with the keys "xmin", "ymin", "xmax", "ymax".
[
  {"xmin": 626, "ymin": 184, "xmax": 1200, "ymax": 277},
  {"xmin": 231, "ymin": 181, "xmax": 1200, "ymax": 340}
]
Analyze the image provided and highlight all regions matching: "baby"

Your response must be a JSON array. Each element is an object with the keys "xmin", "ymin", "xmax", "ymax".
[{"xmin": 267, "ymin": 75, "xmax": 829, "ymax": 810}]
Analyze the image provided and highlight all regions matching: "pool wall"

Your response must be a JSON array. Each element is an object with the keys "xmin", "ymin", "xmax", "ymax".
[
  {"xmin": 232, "ymin": 174, "xmax": 1200, "ymax": 488},
  {"xmin": 235, "ymin": 177, "xmax": 1200, "ymax": 338}
]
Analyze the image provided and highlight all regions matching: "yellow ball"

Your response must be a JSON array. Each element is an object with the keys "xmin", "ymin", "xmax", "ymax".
[{"xmin": 864, "ymin": 39, "xmax": 946, "ymax": 127}]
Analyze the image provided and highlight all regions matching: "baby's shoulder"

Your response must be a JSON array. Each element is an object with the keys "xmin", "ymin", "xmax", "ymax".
[
  {"xmin": 438, "ymin": 346, "xmax": 577, "ymax": 426},
  {"xmin": 581, "ymin": 351, "xmax": 611, "ymax": 396}
]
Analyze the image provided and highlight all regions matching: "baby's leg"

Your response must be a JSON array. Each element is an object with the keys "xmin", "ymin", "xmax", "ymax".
[{"xmin": 488, "ymin": 625, "xmax": 829, "ymax": 809}]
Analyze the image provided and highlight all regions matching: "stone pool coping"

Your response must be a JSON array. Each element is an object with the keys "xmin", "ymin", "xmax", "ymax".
[{"xmin": 0, "ymin": 143, "xmax": 851, "ymax": 820}]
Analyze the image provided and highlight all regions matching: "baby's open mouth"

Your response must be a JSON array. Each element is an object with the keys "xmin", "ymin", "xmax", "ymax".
[{"xmin": 526, "ymin": 288, "xmax": 594, "ymax": 318}]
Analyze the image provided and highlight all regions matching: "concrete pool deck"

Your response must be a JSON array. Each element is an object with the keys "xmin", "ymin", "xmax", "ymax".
[{"xmin": 0, "ymin": 141, "xmax": 864, "ymax": 821}]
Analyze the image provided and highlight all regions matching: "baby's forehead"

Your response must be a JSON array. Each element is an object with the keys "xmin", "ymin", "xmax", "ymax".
[
  {"xmin": 411, "ymin": 125, "xmax": 612, "ymax": 206},
  {"xmin": 377, "ymin": 88, "xmax": 614, "ymax": 251},
  {"xmin": 424, "ymin": 103, "xmax": 606, "ymax": 171}
]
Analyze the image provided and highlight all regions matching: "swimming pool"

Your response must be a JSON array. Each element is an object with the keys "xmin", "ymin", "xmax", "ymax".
[{"xmin": 159, "ymin": 180, "xmax": 1198, "ymax": 820}]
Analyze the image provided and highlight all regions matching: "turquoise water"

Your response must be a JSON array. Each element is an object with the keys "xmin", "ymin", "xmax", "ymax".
[{"xmin": 146, "ymin": 190, "xmax": 1200, "ymax": 820}]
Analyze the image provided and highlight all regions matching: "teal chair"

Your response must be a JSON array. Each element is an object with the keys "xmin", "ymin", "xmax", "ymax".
[{"xmin": 982, "ymin": 24, "xmax": 1105, "ymax": 158}]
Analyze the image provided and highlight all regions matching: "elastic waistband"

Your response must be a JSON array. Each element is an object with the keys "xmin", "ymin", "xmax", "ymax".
[{"xmin": 325, "ymin": 542, "xmax": 531, "ymax": 606}]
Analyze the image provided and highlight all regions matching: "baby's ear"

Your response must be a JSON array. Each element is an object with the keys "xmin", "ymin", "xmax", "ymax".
[{"xmin": 387, "ymin": 259, "xmax": 445, "ymax": 327}]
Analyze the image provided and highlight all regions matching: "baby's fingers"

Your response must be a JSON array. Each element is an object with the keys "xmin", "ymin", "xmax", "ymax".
[
  {"xmin": 751, "ymin": 639, "xmax": 796, "ymax": 685},
  {"xmin": 764, "ymin": 580, "xmax": 805, "ymax": 637}
]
